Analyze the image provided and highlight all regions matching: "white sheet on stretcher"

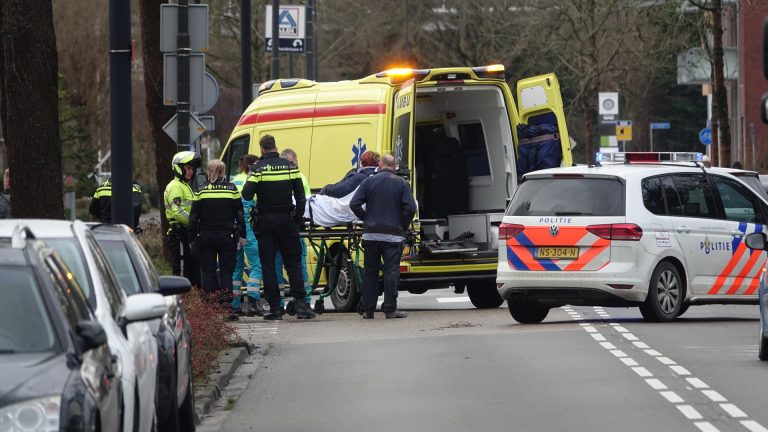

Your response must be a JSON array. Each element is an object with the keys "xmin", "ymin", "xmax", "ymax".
[{"xmin": 302, "ymin": 190, "xmax": 363, "ymax": 227}]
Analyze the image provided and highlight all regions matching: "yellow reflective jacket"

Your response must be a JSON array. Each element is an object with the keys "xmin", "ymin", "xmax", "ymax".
[{"xmin": 164, "ymin": 178, "xmax": 195, "ymax": 225}]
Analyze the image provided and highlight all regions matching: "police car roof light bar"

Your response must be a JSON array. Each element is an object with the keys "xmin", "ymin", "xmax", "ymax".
[{"xmin": 595, "ymin": 152, "xmax": 704, "ymax": 164}]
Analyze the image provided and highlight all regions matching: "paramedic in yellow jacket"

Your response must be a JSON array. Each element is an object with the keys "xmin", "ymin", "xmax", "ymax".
[{"xmin": 164, "ymin": 151, "xmax": 202, "ymax": 287}]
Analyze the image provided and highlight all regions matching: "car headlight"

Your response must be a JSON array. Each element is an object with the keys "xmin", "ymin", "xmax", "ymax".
[{"xmin": 0, "ymin": 396, "xmax": 60, "ymax": 432}]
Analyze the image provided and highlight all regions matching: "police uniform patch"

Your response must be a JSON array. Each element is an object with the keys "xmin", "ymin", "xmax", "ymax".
[{"xmin": 173, "ymin": 197, "xmax": 182, "ymax": 206}]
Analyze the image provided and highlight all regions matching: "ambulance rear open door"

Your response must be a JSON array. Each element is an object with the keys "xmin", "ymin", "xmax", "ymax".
[
  {"xmin": 391, "ymin": 79, "xmax": 416, "ymax": 186},
  {"xmin": 516, "ymin": 73, "xmax": 573, "ymax": 167}
]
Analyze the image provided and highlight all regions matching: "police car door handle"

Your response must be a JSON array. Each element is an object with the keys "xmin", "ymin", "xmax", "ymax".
[
  {"xmin": 731, "ymin": 230, "xmax": 743, "ymax": 237},
  {"xmin": 675, "ymin": 226, "xmax": 691, "ymax": 233}
]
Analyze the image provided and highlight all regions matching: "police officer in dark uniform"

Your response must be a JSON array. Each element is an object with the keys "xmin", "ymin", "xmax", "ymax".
[
  {"xmin": 89, "ymin": 177, "xmax": 143, "ymax": 229},
  {"xmin": 188, "ymin": 159, "xmax": 246, "ymax": 314},
  {"xmin": 242, "ymin": 135, "xmax": 315, "ymax": 320}
]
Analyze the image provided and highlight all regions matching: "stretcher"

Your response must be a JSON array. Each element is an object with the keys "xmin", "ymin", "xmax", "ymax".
[{"xmin": 297, "ymin": 220, "xmax": 365, "ymax": 314}]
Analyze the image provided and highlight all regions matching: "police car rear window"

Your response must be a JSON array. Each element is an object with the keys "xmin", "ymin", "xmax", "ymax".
[{"xmin": 507, "ymin": 177, "xmax": 625, "ymax": 216}]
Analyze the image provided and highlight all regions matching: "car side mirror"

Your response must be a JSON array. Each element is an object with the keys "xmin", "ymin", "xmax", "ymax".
[
  {"xmin": 76, "ymin": 320, "xmax": 107, "ymax": 351},
  {"xmin": 745, "ymin": 232, "xmax": 768, "ymax": 251},
  {"xmin": 158, "ymin": 275, "xmax": 191, "ymax": 296},
  {"xmin": 121, "ymin": 293, "xmax": 168, "ymax": 325}
]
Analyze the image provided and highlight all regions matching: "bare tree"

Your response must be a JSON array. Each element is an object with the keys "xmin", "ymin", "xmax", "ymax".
[
  {"xmin": 138, "ymin": 0, "xmax": 178, "ymax": 258},
  {"xmin": 0, "ymin": 0, "xmax": 64, "ymax": 218},
  {"xmin": 688, "ymin": 0, "xmax": 730, "ymax": 167}
]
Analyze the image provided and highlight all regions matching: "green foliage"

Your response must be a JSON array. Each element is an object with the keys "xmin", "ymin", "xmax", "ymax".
[{"xmin": 59, "ymin": 74, "xmax": 97, "ymax": 197}]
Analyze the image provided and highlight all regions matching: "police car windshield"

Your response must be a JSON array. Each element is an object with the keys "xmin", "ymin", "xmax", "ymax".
[
  {"xmin": 44, "ymin": 238, "xmax": 93, "ymax": 302},
  {"xmin": 0, "ymin": 267, "xmax": 56, "ymax": 353},
  {"xmin": 507, "ymin": 177, "xmax": 625, "ymax": 216},
  {"xmin": 731, "ymin": 173, "xmax": 768, "ymax": 203}
]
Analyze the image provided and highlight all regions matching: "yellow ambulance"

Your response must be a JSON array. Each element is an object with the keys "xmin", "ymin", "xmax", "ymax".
[{"xmin": 220, "ymin": 65, "xmax": 572, "ymax": 312}]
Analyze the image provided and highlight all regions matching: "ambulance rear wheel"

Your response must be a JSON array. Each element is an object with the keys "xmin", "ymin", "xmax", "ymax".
[
  {"xmin": 507, "ymin": 301, "xmax": 549, "ymax": 324},
  {"xmin": 640, "ymin": 262, "xmax": 683, "ymax": 322},
  {"xmin": 330, "ymin": 260, "xmax": 359, "ymax": 313},
  {"xmin": 467, "ymin": 282, "xmax": 504, "ymax": 309}
]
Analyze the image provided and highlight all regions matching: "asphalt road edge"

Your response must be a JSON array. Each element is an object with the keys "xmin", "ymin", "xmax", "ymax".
[{"xmin": 194, "ymin": 344, "xmax": 253, "ymax": 424}]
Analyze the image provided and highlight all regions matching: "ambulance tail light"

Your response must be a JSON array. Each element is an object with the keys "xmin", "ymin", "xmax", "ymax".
[
  {"xmin": 587, "ymin": 224, "xmax": 643, "ymax": 241},
  {"xmin": 499, "ymin": 223, "xmax": 524, "ymax": 240},
  {"xmin": 472, "ymin": 64, "xmax": 506, "ymax": 79}
]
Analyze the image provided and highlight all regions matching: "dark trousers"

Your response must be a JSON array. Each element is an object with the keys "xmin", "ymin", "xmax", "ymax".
[
  {"xmin": 256, "ymin": 212, "xmax": 305, "ymax": 310},
  {"xmin": 362, "ymin": 240, "xmax": 403, "ymax": 314},
  {"xmin": 168, "ymin": 225, "xmax": 200, "ymax": 287},
  {"xmin": 199, "ymin": 231, "xmax": 236, "ymax": 305}
]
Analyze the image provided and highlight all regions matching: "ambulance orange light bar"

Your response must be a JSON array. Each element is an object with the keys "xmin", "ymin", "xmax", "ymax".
[
  {"xmin": 595, "ymin": 152, "xmax": 704, "ymax": 164},
  {"xmin": 472, "ymin": 64, "xmax": 505, "ymax": 79},
  {"xmin": 375, "ymin": 68, "xmax": 430, "ymax": 84}
]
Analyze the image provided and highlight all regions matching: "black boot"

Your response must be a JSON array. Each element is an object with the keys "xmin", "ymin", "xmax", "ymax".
[
  {"xmin": 296, "ymin": 299, "xmax": 316, "ymax": 320},
  {"xmin": 263, "ymin": 305, "xmax": 283, "ymax": 321}
]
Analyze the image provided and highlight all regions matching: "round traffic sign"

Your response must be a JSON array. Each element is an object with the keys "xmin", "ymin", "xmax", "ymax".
[
  {"xmin": 699, "ymin": 128, "xmax": 712, "ymax": 146},
  {"xmin": 193, "ymin": 72, "xmax": 220, "ymax": 114}
]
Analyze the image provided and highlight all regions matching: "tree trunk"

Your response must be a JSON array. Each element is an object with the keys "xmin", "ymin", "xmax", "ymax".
[
  {"xmin": 711, "ymin": 0, "xmax": 730, "ymax": 167},
  {"xmin": 0, "ymin": 0, "xmax": 63, "ymax": 218},
  {"xmin": 139, "ymin": 0, "xmax": 176, "ymax": 259}
]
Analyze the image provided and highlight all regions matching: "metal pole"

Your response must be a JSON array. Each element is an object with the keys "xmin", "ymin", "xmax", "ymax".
[
  {"xmin": 109, "ymin": 0, "xmax": 133, "ymax": 226},
  {"xmin": 306, "ymin": 0, "xmax": 314, "ymax": 80},
  {"xmin": 177, "ymin": 0, "xmax": 191, "ymax": 151},
  {"xmin": 649, "ymin": 125, "xmax": 653, "ymax": 152},
  {"xmin": 241, "ymin": 0, "xmax": 252, "ymax": 110},
  {"xmin": 271, "ymin": 0, "xmax": 280, "ymax": 79}
]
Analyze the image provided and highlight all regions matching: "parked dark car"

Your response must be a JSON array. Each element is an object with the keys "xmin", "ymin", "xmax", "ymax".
[
  {"xmin": 0, "ymin": 225, "xmax": 121, "ymax": 431},
  {"xmin": 744, "ymin": 232, "xmax": 768, "ymax": 361},
  {"xmin": 89, "ymin": 223, "xmax": 195, "ymax": 431}
]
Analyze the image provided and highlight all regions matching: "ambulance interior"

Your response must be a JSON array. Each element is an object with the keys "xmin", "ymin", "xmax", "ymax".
[{"xmin": 412, "ymin": 85, "xmax": 516, "ymax": 255}]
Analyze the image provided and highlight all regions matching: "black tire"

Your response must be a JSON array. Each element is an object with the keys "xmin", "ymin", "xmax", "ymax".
[
  {"xmin": 178, "ymin": 361, "xmax": 196, "ymax": 432},
  {"xmin": 157, "ymin": 369, "xmax": 179, "ymax": 432},
  {"xmin": 640, "ymin": 262, "xmax": 683, "ymax": 322},
  {"xmin": 507, "ymin": 301, "xmax": 549, "ymax": 323},
  {"xmin": 329, "ymin": 257, "xmax": 360, "ymax": 312},
  {"xmin": 759, "ymin": 332, "xmax": 768, "ymax": 361},
  {"xmin": 467, "ymin": 282, "xmax": 504, "ymax": 309},
  {"xmin": 676, "ymin": 303, "xmax": 690, "ymax": 318}
]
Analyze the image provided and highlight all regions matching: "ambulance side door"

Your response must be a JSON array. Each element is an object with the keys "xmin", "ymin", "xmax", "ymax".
[
  {"xmin": 391, "ymin": 79, "xmax": 416, "ymax": 186},
  {"xmin": 516, "ymin": 73, "xmax": 573, "ymax": 167}
]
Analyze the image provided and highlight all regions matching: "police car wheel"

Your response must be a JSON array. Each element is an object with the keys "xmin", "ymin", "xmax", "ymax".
[
  {"xmin": 759, "ymin": 332, "xmax": 768, "ymax": 361},
  {"xmin": 640, "ymin": 262, "xmax": 683, "ymax": 322},
  {"xmin": 507, "ymin": 301, "xmax": 549, "ymax": 324},
  {"xmin": 467, "ymin": 282, "xmax": 504, "ymax": 309},
  {"xmin": 329, "ymin": 260, "xmax": 360, "ymax": 313}
]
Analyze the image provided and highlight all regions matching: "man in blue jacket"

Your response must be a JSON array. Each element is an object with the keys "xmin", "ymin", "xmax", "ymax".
[
  {"xmin": 320, "ymin": 151, "xmax": 380, "ymax": 198},
  {"xmin": 349, "ymin": 154, "xmax": 417, "ymax": 319}
]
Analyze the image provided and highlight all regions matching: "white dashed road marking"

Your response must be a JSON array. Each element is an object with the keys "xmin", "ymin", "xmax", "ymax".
[{"xmin": 562, "ymin": 306, "xmax": 766, "ymax": 432}]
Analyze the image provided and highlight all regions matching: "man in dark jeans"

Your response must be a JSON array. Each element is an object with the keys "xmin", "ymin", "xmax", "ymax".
[{"xmin": 350, "ymin": 154, "xmax": 417, "ymax": 319}]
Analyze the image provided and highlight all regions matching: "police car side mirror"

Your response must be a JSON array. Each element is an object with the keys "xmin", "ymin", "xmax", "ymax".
[{"xmin": 745, "ymin": 232, "xmax": 768, "ymax": 251}]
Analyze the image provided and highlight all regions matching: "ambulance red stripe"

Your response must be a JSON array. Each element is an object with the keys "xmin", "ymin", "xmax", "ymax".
[{"xmin": 237, "ymin": 103, "xmax": 388, "ymax": 126}]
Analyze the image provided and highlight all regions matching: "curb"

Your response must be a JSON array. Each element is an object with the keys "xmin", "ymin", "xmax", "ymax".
[{"xmin": 193, "ymin": 344, "xmax": 253, "ymax": 424}]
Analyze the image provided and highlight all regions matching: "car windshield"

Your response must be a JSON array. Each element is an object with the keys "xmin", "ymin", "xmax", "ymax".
[
  {"xmin": 507, "ymin": 177, "xmax": 626, "ymax": 216},
  {"xmin": 44, "ymin": 238, "xmax": 93, "ymax": 303},
  {"xmin": 732, "ymin": 173, "xmax": 768, "ymax": 202},
  {"xmin": 96, "ymin": 240, "xmax": 142, "ymax": 295},
  {"xmin": 0, "ymin": 267, "xmax": 56, "ymax": 353}
]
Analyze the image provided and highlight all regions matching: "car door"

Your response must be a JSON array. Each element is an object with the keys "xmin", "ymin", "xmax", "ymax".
[
  {"xmin": 515, "ymin": 73, "xmax": 573, "ymax": 168},
  {"xmin": 391, "ymin": 78, "xmax": 416, "ymax": 183},
  {"xmin": 663, "ymin": 174, "xmax": 730, "ymax": 295},
  {"xmin": 45, "ymin": 255, "xmax": 120, "ymax": 431},
  {"xmin": 708, "ymin": 174, "xmax": 768, "ymax": 296}
]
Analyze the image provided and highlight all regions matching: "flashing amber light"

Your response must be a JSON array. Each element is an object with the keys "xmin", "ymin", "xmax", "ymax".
[
  {"xmin": 485, "ymin": 64, "xmax": 505, "ymax": 72},
  {"xmin": 472, "ymin": 64, "xmax": 506, "ymax": 79},
  {"xmin": 384, "ymin": 68, "xmax": 414, "ymax": 76}
]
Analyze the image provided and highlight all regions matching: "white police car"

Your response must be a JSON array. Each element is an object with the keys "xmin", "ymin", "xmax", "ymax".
[{"xmin": 496, "ymin": 152, "xmax": 768, "ymax": 323}]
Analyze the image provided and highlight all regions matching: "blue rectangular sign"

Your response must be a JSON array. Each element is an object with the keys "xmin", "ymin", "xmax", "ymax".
[{"xmin": 651, "ymin": 122, "xmax": 671, "ymax": 130}]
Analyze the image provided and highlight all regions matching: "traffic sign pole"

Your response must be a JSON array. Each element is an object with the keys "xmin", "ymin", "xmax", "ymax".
[
  {"xmin": 241, "ymin": 0, "xmax": 251, "ymax": 110},
  {"xmin": 270, "ymin": 0, "xmax": 280, "ymax": 79},
  {"xmin": 177, "ymin": 0, "xmax": 191, "ymax": 151},
  {"xmin": 109, "ymin": 0, "xmax": 133, "ymax": 226}
]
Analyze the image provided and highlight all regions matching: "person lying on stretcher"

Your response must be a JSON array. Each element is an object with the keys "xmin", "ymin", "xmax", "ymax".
[{"xmin": 302, "ymin": 151, "xmax": 380, "ymax": 227}]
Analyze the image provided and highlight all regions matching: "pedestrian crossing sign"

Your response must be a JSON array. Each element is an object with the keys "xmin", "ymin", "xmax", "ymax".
[{"xmin": 616, "ymin": 120, "xmax": 632, "ymax": 141}]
